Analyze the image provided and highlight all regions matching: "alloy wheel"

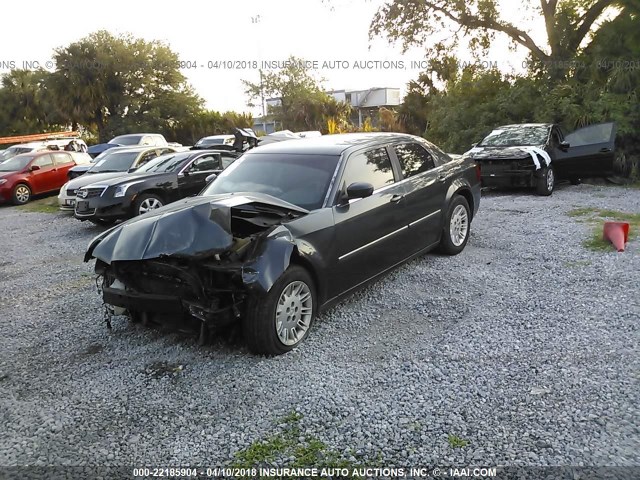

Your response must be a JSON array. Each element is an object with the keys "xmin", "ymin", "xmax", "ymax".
[
  {"xmin": 449, "ymin": 204, "xmax": 469, "ymax": 247},
  {"xmin": 15, "ymin": 185, "xmax": 30, "ymax": 204},
  {"xmin": 546, "ymin": 169, "xmax": 555, "ymax": 192},
  {"xmin": 138, "ymin": 198, "xmax": 163, "ymax": 214},
  {"xmin": 275, "ymin": 280, "xmax": 313, "ymax": 346}
]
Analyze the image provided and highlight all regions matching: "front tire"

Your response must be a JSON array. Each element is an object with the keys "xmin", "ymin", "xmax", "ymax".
[
  {"xmin": 133, "ymin": 193, "xmax": 164, "ymax": 216},
  {"xmin": 536, "ymin": 166, "xmax": 554, "ymax": 196},
  {"xmin": 12, "ymin": 184, "xmax": 31, "ymax": 205},
  {"xmin": 438, "ymin": 195, "xmax": 470, "ymax": 255},
  {"xmin": 243, "ymin": 265, "xmax": 316, "ymax": 355}
]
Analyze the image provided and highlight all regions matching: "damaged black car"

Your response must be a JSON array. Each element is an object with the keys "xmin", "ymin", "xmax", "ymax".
[
  {"xmin": 467, "ymin": 122, "xmax": 616, "ymax": 195},
  {"xmin": 85, "ymin": 133, "xmax": 481, "ymax": 355}
]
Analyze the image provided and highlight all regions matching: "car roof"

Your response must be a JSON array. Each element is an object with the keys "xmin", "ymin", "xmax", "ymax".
[
  {"xmin": 497, "ymin": 123, "xmax": 554, "ymax": 129},
  {"xmin": 104, "ymin": 146, "xmax": 164, "ymax": 153},
  {"xmin": 250, "ymin": 132, "xmax": 423, "ymax": 156}
]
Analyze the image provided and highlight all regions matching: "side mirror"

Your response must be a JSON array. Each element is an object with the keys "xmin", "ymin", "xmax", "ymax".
[
  {"xmin": 559, "ymin": 141, "xmax": 570, "ymax": 151},
  {"xmin": 127, "ymin": 167, "xmax": 137, "ymax": 173},
  {"xmin": 30, "ymin": 165, "xmax": 41, "ymax": 171},
  {"xmin": 205, "ymin": 173, "xmax": 217, "ymax": 183},
  {"xmin": 346, "ymin": 182, "xmax": 374, "ymax": 200},
  {"xmin": 471, "ymin": 143, "xmax": 478, "ymax": 148}
]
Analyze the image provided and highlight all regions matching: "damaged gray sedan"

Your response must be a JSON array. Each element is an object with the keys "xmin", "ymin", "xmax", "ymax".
[{"xmin": 85, "ymin": 133, "xmax": 481, "ymax": 355}]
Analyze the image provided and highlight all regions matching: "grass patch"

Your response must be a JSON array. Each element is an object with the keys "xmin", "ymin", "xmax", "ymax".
[
  {"xmin": 232, "ymin": 411, "xmax": 368, "ymax": 478},
  {"xmin": 447, "ymin": 434, "xmax": 469, "ymax": 449},
  {"xmin": 567, "ymin": 207, "xmax": 638, "ymax": 251},
  {"xmin": 18, "ymin": 195, "xmax": 60, "ymax": 214}
]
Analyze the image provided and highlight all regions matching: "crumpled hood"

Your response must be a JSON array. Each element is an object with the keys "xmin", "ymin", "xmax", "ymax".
[
  {"xmin": 85, "ymin": 193, "xmax": 308, "ymax": 263},
  {"xmin": 67, "ymin": 172, "xmax": 132, "ymax": 190},
  {"xmin": 467, "ymin": 145, "xmax": 545, "ymax": 160}
]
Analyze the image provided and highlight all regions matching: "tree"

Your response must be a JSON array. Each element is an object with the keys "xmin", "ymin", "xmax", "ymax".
[
  {"xmin": 49, "ymin": 30, "xmax": 204, "ymax": 141},
  {"xmin": 243, "ymin": 56, "xmax": 351, "ymax": 132},
  {"xmin": 0, "ymin": 69, "xmax": 65, "ymax": 135},
  {"xmin": 370, "ymin": 0, "xmax": 626, "ymax": 78}
]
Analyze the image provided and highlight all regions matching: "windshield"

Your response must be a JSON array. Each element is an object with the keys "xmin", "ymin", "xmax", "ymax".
[
  {"xmin": 0, "ymin": 155, "xmax": 34, "ymax": 172},
  {"xmin": 137, "ymin": 153, "xmax": 190, "ymax": 173},
  {"xmin": 0, "ymin": 147, "xmax": 33, "ymax": 162},
  {"xmin": 196, "ymin": 138, "xmax": 224, "ymax": 146},
  {"xmin": 202, "ymin": 152, "xmax": 340, "ymax": 211},
  {"xmin": 479, "ymin": 126, "xmax": 550, "ymax": 147},
  {"xmin": 87, "ymin": 151, "xmax": 140, "ymax": 173},
  {"xmin": 109, "ymin": 135, "xmax": 143, "ymax": 146}
]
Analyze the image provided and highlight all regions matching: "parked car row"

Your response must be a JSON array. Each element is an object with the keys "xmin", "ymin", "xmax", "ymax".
[{"xmin": 1, "ymin": 125, "xmax": 619, "ymax": 356}]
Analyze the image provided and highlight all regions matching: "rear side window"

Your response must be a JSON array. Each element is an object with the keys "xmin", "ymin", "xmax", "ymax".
[
  {"xmin": 52, "ymin": 153, "xmax": 73, "ymax": 166},
  {"xmin": 342, "ymin": 148, "xmax": 394, "ymax": 191},
  {"xmin": 395, "ymin": 143, "xmax": 435, "ymax": 178}
]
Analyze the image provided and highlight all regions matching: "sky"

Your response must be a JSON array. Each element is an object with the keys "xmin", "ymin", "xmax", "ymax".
[{"xmin": 0, "ymin": 0, "xmax": 550, "ymax": 116}]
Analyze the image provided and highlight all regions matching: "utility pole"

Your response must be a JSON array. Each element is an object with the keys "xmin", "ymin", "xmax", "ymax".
[{"xmin": 252, "ymin": 14, "xmax": 267, "ymax": 133}]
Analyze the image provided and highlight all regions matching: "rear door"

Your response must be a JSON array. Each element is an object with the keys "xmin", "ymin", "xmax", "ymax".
[
  {"xmin": 330, "ymin": 147, "xmax": 409, "ymax": 297},
  {"xmin": 553, "ymin": 122, "xmax": 616, "ymax": 178},
  {"xmin": 51, "ymin": 152, "xmax": 75, "ymax": 185},
  {"xmin": 391, "ymin": 142, "xmax": 447, "ymax": 251}
]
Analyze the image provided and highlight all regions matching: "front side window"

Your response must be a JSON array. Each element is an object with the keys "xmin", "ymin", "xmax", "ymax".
[
  {"xmin": 189, "ymin": 155, "xmax": 220, "ymax": 172},
  {"xmin": 33, "ymin": 154, "xmax": 53, "ymax": 168},
  {"xmin": 566, "ymin": 123, "xmax": 615, "ymax": 147},
  {"xmin": 395, "ymin": 143, "xmax": 435, "ymax": 178},
  {"xmin": 341, "ymin": 148, "xmax": 394, "ymax": 191}
]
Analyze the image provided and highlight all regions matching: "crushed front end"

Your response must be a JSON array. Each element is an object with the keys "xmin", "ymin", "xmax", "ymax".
[{"xmin": 85, "ymin": 194, "xmax": 308, "ymax": 343}]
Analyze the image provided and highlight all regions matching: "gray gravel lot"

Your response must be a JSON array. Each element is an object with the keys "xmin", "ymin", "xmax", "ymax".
[{"xmin": 0, "ymin": 183, "xmax": 638, "ymax": 471}]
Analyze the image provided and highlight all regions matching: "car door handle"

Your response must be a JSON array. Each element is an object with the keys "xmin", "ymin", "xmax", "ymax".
[
  {"xmin": 437, "ymin": 175, "xmax": 447, "ymax": 182},
  {"xmin": 390, "ymin": 194, "xmax": 404, "ymax": 203},
  {"xmin": 600, "ymin": 148, "xmax": 611, "ymax": 153}
]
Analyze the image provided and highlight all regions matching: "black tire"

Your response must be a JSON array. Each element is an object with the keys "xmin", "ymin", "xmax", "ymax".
[
  {"xmin": 133, "ymin": 193, "xmax": 164, "ymax": 217},
  {"xmin": 536, "ymin": 166, "xmax": 555, "ymax": 196},
  {"xmin": 89, "ymin": 218, "xmax": 116, "ymax": 226},
  {"xmin": 437, "ymin": 195, "xmax": 471, "ymax": 256},
  {"xmin": 12, "ymin": 183, "xmax": 31, "ymax": 205},
  {"xmin": 243, "ymin": 265, "xmax": 316, "ymax": 355}
]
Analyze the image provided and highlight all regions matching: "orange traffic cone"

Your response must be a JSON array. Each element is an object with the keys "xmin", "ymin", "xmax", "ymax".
[{"xmin": 603, "ymin": 222, "xmax": 630, "ymax": 252}]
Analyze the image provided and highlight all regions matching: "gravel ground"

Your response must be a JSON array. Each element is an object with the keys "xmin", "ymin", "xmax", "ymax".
[{"xmin": 0, "ymin": 183, "xmax": 638, "ymax": 473}]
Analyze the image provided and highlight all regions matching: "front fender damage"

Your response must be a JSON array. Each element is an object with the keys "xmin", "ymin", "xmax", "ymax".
[{"xmin": 85, "ymin": 194, "xmax": 308, "ymax": 342}]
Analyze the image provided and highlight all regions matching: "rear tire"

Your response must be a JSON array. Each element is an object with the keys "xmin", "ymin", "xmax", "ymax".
[
  {"xmin": 437, "ymin": 195, "xmax": 471, "ymax": 255},
  {"xmin": 243, "ymin": 265, "xmax": 316, "ymax": 355},
  {"xmin": 12, "ymin": 184, "xmax": 31, "ymax": 205},
  {"xmin": 536, "ymin": 166, "xmax": 555, "ymax": 196}
]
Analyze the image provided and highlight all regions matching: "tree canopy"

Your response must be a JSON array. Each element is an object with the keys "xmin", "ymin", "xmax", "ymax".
[
  {"xmin": 370, "ymin": 0, "xmax": 628, "ymax": 78},
  {"xmin": 243, "ymin": 57, "xmax": 351, "ymax": 133}
]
